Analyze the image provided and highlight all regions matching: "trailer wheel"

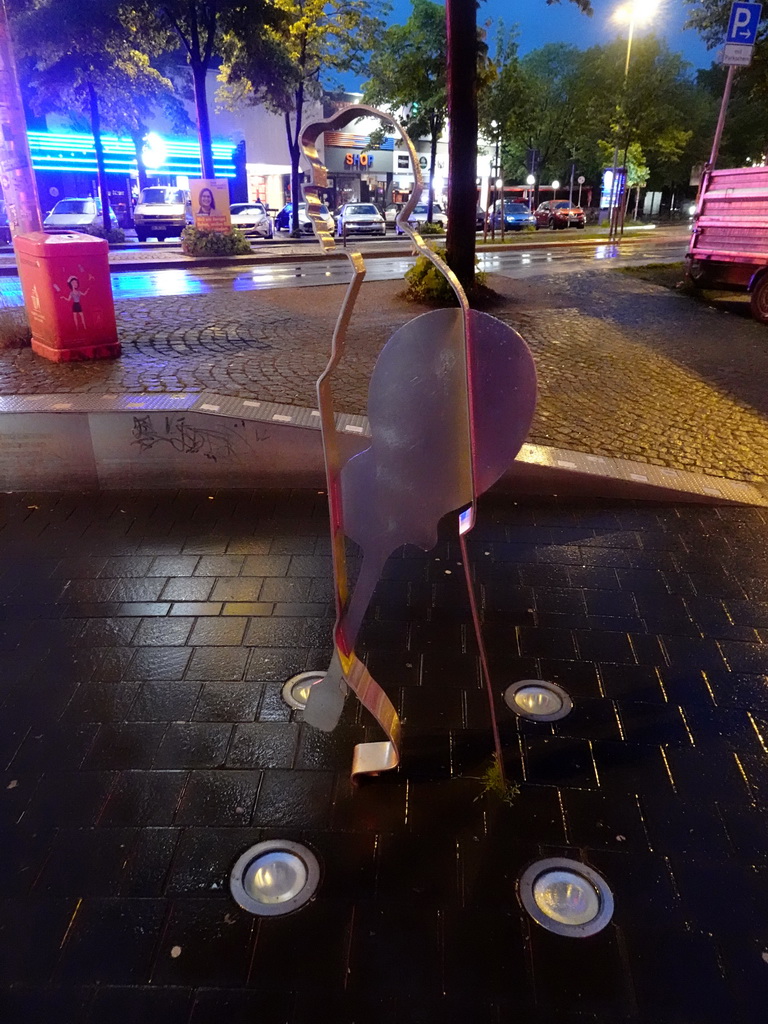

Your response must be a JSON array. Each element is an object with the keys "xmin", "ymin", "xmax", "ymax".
[{"xmin": 750, "ymin": 274, "xmax": 768, "ymax": 324}]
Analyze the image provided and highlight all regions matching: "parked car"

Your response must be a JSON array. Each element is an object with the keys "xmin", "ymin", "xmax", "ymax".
[
  {"xmin": 132, "ymin": 187, "xmax": 191, "ymax": 241},
  {"xmin": 43, "ymin": 197, "xmax": 120, "ymax": 234},
  {"xmin": 336, "ymin": 202, "xmax": 386, "ymax": 238},
  {"xmin": 534, "ymin": 199, "xmax": 586, "ymax": 230},
  {"xmin": 384, "ymin": 202, "xmax": 406, "ymax": 227},
  {"xmin": 476, "ymin": 207, "xmax": 487, "ymax": 230},
  {"xmin": 412, "ymin": 201, "xmax": 448, "ymax": 228},
  {"xmin": 229, "ymin": 202, "xmax": 273, "ymax": 238},
  {"xmin": 488, "ymin": 200, "xmax": 535, "ymax": 231},
  {"xmin": 275, "ymin": 202, "xmax": 334, "ymax": 234}
]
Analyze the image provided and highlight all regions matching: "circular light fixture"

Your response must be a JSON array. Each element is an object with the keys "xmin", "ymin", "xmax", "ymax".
[
  {"xmin": 281, "ymin": 670, "xmax": 324, "ymax": 710},
  {"xmin": 503, "ymin": 679, "xmax": 572, "ymax": 722},
  {"xmin": 230, "ymin": 840, "xmax": 320, "ymax": 917},
  {"xmin": 526, "ymin": 174, "xmax": 536, "ymax": 186},
  {"xmin": 519, "ymin": 858, "xmax": 614, "ymax": 937}
]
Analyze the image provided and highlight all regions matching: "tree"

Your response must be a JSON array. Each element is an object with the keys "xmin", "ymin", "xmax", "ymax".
[
  {"xmin": 220, "ymin": 0, "xmax": 386, "ymax": 236},
  {"xmin": 477, "ymin": 25, "xmax": 527, "ymax": 183},
  {"xmin": 133, "ymin": 1, "xmax": 265, "ymax": 180},
  {"xmin": 363, "ymin": 0, "xmax": 447, "ymax": 222},
  {"xmin": 444, "ymin": 0, "xmax": 593, "ymax": 293},
  {"xmin": 11, "ymin": 0, "xmax": 173, "ymax": 231}
]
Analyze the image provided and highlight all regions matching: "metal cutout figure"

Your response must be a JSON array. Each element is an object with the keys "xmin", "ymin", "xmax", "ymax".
[{"xmin": 300, "ymin": 106, "xmax": 537, "ymax": 778}]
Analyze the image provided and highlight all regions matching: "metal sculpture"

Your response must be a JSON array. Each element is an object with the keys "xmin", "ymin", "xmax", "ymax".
[{"xmin": 300, "ymin": 106, "xmax": 537, "ymax": 778}]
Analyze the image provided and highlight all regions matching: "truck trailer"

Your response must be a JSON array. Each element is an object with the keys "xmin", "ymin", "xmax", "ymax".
[{"xmin": 686, "ymin": 164, "xmax": 768, "ymax": 324}]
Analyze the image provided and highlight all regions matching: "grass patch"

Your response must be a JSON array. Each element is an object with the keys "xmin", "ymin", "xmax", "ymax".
[
  {"xmin": 403, "ymin": 245, "xmax": 488, "ymax": 305},
  {"xmin": 619, "ymin": 261, "xmax": 687, "ymax": 290},
  {"xmin": 473, "ymin": 753, "xmax": 520, "ymax": 807},
  {"xmin": 0, "ymin": 308, "xmax": 30, "ymax": 350}
]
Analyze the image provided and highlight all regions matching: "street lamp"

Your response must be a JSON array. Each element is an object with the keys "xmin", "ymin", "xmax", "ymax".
[
  {"xmin": 526, "ymin": 173, "xmax": 535, "ymax": 211},
  {"xmin": 551, "ymin": 180, "xmax": 560, "ymax": 199},
  {"xmin": 608, "ymin": 0, "xmax": 660, "ymax": 238}
]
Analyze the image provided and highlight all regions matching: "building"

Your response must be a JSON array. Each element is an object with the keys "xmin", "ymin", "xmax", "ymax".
[
  {"xmin": 319, "ymin": 93, "xmax": 450, "ymax": 210},
  {"xmin": 22, "ymin": 70, "xmax": 325, "ymax": 223}
]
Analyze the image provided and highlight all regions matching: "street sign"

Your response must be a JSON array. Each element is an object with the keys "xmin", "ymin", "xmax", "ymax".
[
  {"xmin": 722, "ymin": 41, "xmax": 755, "ymax": 63},
  {"xmin": 726, "ymin": 2, "xmax": 761, "ymax": 45}
]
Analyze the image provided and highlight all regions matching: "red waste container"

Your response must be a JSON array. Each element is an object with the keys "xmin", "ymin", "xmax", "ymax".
[{"xmin": 13, "ymin": 231, "xmax": 120, "ymax": 361}]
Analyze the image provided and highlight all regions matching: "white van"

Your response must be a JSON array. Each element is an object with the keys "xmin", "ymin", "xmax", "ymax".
[{"xmin": 133, "ymin": 186, "xmax": 192, "ymax": 241}]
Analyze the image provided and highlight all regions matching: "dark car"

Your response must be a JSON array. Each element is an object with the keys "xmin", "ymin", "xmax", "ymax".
[
  {"xmin": 488, "ymin": 200, "xmax": 535, "ymax": 231},
  {"xmin": 534, "ymin": 199, "xmax": 586, "ymax": 230},
  {"xmin": 275, "ymin": 202, "xmax": 334, "ymax": 234}
]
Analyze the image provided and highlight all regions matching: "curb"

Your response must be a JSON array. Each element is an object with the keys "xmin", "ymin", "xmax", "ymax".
[{"xmin": 0, "ymin": 391, "xmax": 764, "ymax": 505}]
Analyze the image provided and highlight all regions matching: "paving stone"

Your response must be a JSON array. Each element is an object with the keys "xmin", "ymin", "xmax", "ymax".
[{"xmin": 2, "ymin": 489, "xmax": 768, "ymax": 1020}]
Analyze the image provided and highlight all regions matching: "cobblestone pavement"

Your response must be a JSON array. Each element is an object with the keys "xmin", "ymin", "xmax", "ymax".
[
  {"xmin": 2, "ymin": 489, "xmax": 768, "ymax": 1023},
  {"xmin": 1, "ymin": 265, "xmax": 767, "ymax": 481}
]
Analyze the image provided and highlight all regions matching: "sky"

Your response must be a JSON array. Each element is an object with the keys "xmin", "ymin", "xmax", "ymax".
[{"xmin": 349, "ymin": 0, "xmax": 716, "ymax": 89}]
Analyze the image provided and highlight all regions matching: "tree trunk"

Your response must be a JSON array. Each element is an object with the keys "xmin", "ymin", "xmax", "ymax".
[
  {"xmin": 192, "ymin": 62, "xmax": 215, "ymax": 179},
  {"xmin": 87, "ymin": 81, "xmax": 112, "ymax": 234},
  {"xmin": 288, "ymin": 81, "xmax": 305, "ymax": 237},
  {"xmin": 445, "ymin": 0, "xmax": 477, "ymax": 291},
  {"xmin": 130, "ymin": 131, "xmax": 149, "ymax": 191},
  {"xmin": 633, "ymin": 185, "xmax": 640, "ymax": 221},
  {"xmin": 427, "ymin": 124, "xmax": 438, "ymax": 222}
]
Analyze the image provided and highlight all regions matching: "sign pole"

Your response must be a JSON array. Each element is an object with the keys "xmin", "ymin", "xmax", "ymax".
[
  {"xmin": 708, "ymin": 64, "xmax": 736, "ymax": 170},
  {"xmin": 0, "ymin": 0, "xmax": 42, "ymax": 237}
]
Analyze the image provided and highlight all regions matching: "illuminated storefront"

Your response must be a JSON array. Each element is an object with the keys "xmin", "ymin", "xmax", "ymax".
[{"xmin": 25, "ymin": 129, "xmax": 239, "ymax": 223}]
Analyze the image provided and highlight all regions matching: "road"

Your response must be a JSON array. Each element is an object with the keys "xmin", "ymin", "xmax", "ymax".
[{"xmin": 0, "ymin": 237, "xmax": 687, "ymax": 306}]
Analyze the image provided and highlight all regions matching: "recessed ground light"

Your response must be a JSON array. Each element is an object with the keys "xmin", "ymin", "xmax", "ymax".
[
  {"xmin": 519, "ymin": 857, "xmax": 614, "ymax": 937},
  {"xmin": 281, "ymin": 670, "xmax": 324, "ymax": 710},
  {"xmin": 230, "ymin": 840, "xmax": 320, "ymax": 917},
  {"xmin": 503, "ymin": 679, "xmax": 573, "ymax": 722}
]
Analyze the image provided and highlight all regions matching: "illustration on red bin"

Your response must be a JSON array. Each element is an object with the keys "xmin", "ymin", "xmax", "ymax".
[{"xmin": 13, "ymin": 231, "xmax": 120, "ymax": 362}]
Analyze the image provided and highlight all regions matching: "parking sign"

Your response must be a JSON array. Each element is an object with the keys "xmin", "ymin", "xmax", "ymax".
[{"xmin": 726, "ymin": 2, "xmax": 762, "ymax": 45}]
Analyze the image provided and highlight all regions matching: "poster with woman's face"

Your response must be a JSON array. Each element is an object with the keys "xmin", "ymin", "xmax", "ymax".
[{"xmin": 190, "ymin": 179, "xmax": 231, "ymax": 232}]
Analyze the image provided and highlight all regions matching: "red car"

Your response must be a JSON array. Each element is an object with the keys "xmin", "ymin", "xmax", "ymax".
[{"xmin": 534, "ymin": 199, "xmax": 586, "ymax": 230}]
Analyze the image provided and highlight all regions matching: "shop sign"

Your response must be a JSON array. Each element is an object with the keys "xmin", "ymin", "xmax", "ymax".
[{"xmin": 345, "ymin": 152, "xmax": 374, "ymax": 168}]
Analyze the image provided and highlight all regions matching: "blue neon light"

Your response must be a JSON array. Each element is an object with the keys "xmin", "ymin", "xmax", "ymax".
[{"xmin": 26, "ymin": 130, "xmax": 237, "ymax": 178}]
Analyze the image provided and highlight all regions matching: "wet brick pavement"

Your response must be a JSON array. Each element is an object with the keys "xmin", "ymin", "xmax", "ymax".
[
  {"xmin": 1, "ymin": 267, "xmax": 767, "ymax": 482},
  {"xmin": 1, "ymin": 489, "xmax": 768, "ymax": 1022}
]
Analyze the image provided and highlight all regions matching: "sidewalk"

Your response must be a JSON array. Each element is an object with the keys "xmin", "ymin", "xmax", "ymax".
[
  {"xmin": 1, "ymin": 487, "xmax": 766, "ymax": 1022},
  {"xmin": 1, "ymin": 257, "xmax": 767, "ymax": 487}
]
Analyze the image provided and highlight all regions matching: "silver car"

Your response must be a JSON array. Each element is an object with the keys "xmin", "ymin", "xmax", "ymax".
[
  {"xmin": 336, "ymin": 202, "xmax": 386, "ymax": 237},
  {"xmin": 230, "ymin": 202, "xmax": 274, "ymax": 238},
  {"xmin": 44, "ymin": 197, "xmax": 119, "ymax": 234}
]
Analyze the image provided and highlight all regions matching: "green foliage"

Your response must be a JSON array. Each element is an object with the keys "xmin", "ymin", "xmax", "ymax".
[
  {"xmin": 181, "ymin": 227, "xmax": 251, "ymax": 256},
  {"xmin": 598, "ymin": 140, "xmax": 649, "ymax": 188},
  {"xmin": 475, "ymin": 753, "xmax": 520, "ymax": 807},
  {"xmin": 84, "ymin": 225, "xmax": 126, "ymax": 244},
  {"xmin": 363, "ymin": 0, "xmax": 448, "ymax": 141},
  {"xmin": 419, "ymin": 221, "xmax": 444, "ymax": 235},
  {"xmin": 404, "ymin": 246, "xmax": 486, "ymax": 303},
  {"xmin": 219, "ymin": 0, "xmax": 387, "ymax": 234},
  {"xmin": 490, "ymin": 33, "xmax": 705, "ymax": 191}
]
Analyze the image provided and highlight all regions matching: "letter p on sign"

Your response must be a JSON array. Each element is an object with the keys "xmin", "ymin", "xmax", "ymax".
[{"xmin": 726, "ymin": 2, "xmax": 762, "ymax": 45}]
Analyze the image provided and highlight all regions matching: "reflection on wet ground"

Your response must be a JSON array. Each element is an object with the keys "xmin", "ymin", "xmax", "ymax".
[{"xmin": 0, "ymin": 241, "xmax": 686, "ymax": 306}]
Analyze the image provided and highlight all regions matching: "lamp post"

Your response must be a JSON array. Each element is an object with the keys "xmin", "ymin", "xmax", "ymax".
[
  {"xmin": 526, "ymin": 173, "xmax": 535, "ymax": 212},
  {"xmin": 551, "ymin": 180, "xmax": 560, "ymax": 200},
  {"xmin": 608, "ymin": 0, "xmax": 659, "ymax": 240}
]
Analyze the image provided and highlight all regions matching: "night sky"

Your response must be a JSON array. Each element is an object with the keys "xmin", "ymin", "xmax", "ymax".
[{"xmin": 347, "ymin": 0, "xmax": 717, "ymax": 90}]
